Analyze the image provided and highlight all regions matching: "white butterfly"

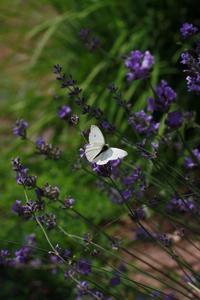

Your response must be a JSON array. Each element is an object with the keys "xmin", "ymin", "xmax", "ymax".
[{"xmin": 85, "ymin": 125, "xmax": 128, "ymax": 165}]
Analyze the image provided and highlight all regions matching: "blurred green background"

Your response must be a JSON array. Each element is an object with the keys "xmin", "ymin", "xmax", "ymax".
[{"xmin": 0, "ymin": 0, "xmax": 199, "ymax": 299}]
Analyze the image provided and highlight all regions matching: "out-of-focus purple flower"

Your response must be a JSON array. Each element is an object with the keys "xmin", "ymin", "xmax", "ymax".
[
  {"xmin": 79, "ymin": 28, "xmax": 100, "ymax": 52},
  {"xmin": 123, "ymin": 166, "xmax": 142, "ymax": 186},
  {"xmin": 36, "ymin": 137, "xmax": 62, "ymax": 160},
  {"xmin": 186, "ymin": 74, "xmax": 200, "ymax": 92},
  {"xmin": 128, "ymin": 110, "xmax": 160, "ymax": 135},
  {"xmin": 58, "ymin": 105, "xmax": 72, "ymax": 120},
  {"xmin": 147, "ymin": 96, "xmax": 155, "ymax": 112},
  {"xmin": 77, "ymin": 280, "xmax": 90, "ymax": 296},
  {"xmin": 13, "ymin": 119, "xmax": 28, "ymax": 139},
  {"xmin": 92, "ymin": 163, "xmax": 112, "ymax": 177},
  {"xmin": 166, "ymin": 196, "xmax": 198, "ymax": 214},
  {"xmin": 63, "ymin": 197, "xmax": 75, "ymax": 208},
  {"xmin": 180, "ymin": 23, "xmax": 198, "ymax": 39},
  {"xmin": 121, "ymin": 189, "xmax": 132, "ymax": 200},
  {"xmin": 180, "ymin": 52, "xmax": 193, "ymax": 65},
  {"xmin": 76, "ymin": 259, "xmax": 91, "ymax": 275},
  {"xmin": 184, "ymin": 148, "xmax": 200, "ymax": 169},
  {"xmin": 15, "ymin": 246, "xmax": 31, "ymax": 264},
  {"xmin": 125, "ymin": 50, "xmax": 154, "ymax": 81},
  {"xmin": 151, "ymin": 80, "xmax": 177, "ymax": 112},
  {"xmin": 165, "ymin": 111, "xmax": 183, "ymax": 129},
  {"xmin": 110, "ymin": 276, "xmax": 120, "ymax": 286}
]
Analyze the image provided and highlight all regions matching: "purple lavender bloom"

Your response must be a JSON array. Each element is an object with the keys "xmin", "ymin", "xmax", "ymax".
[
  {"xmin": 180, "ymin": 23, "xmax": 198, "ymax": 39},
  {"xmin": 165, "ymin": 111, "xmax": 183, "ymax": 129},
  {"xmin": 123, "ymin": 166, "xmax": 141, "ymax": 186},
  {"xmin": 128, "ymin": 110, "xmax": 160, "ymax": 135},
  {"xmin": 42, "ymin": 183, "xmax": 60, "ymax": 200},
  {"xmin": 184, "ymin": 148, "xmax": 200, "ymax": 169},
  {"xmin": 58, "ymin": 105, "xmax": 72, "ymax": 120},
  {"xmin": 166, "ymin": 196, "xmax": 198, "ymax": 214},
  {"xmin": 147, "ymin": 96, "xmax": 155, "ymax": 112},
  {"xmin": 186, "ymin": 74, "xmax": 200, "ymax": 92},
  {"xmin": 110, "ymin": 276, "xmax": 120, "ymax": 286},
  {"xmin": 92, "ymin": 163, "xmax": 112, "ymax": 177},
  {"xmin": 36, "ymin": 138, "xmax": 61, "ymax": 160},
  {"xmin": 76, "ymin": 259, "xmax": 91, "ymax": 275},
  {"xmin": 63, "ymin": 197, "xmax": 75, "ymax": 208},
  {"xmin": 15, "ymin": 246, "xmax": 30, "ymax": 264},
  {"xmin": 39, "ymin": 213, "xmax": 57, "ymax": 230},
  {"xmin": 180, "ymin": 52, "xmax": 193, "ymax": 65},
  {"xmin": 77, "ymin": 281, "xmax": 90, "ymax": 296},
  {"xmin": 13, "ymin": 119, "xmax": 28, "ymax": 139},
  {"xmin": 121, "ymin": 189, "xmax": 132, "ymax": 200},
  {"xmin": 153, "ymin": 80, "xmax": 177, "ymax": 112},
  {"xmin": 125, "ymin": 50, "xmax": 154, "ymax": 81},
  {"xmin": 12, "ymin": 200, "xmax": 36, "ymax": 219},
  {"xmin": 12, "ymin": 159, "xmax": 37, "ymax": 189}
]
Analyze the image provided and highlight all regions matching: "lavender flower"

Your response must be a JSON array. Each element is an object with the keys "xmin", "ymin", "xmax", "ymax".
[
  {"xmin": 110, "ymin": 276, "xmax": 120, "ymax": 286},
  {"xmin": 123, "ymin": 166, "xmax": 142, "ymax": 186},
  {"xmin": 58, "ymin": 105, "xmax": 72, "ymax": 120},
  {"xmin": 180, "ymin": 22, "xmax": 198, "ymax": 39},
  {"xmin": 13, "ymin": 119, "xmax": 28, "ymax": 139},
  {"xmin": 11, "ymin": 158, "xmax": 37, "ymax": 189},
  {"xmin": 36, "ymin": 137, "xmax": 62, "ymax": 160},
  {"xmin": 63, "ymin": 197, "xmax": 75, "ymax": 208},
  {"xmin": 76, "ymin": 259, "xmax": 91, "ymax": 275},
  {"xmin": 184, "ymin": 148, "xmax": 200, "ymax": 169},
  {"xmin": 42, "ymin": 183, "xmax": 60, "ymax": 201},
  {"xmin": 186, "ymin": 74, "xmax": 200, "ymax": 92},
  {"xmin": 79, "ymin": 28, "xmax": 100, "ymax": 52},
  {"xmin": 166, "ymin": 196, "xmax": 198, "ymax": 214},
  {"xmin": 12, "ymin": 200, "xmax": 38, "ymax": 219},
  {"xmin": 148, "ymin": 80, "xmax": 177, "ymax": 112},
  {"xmin": 38, "ymin": 213, "xmax": 57, "ymax": 230},
  {"xmin": 125, "ymin": 50, "xmax": 154, "ymax": 81},
  {"xmin": 128, "ymin": 110, "xmax": 159, "ymax": 135},
  {"xmin": 165, "ymin": 111, "xmax": 183, "ymax": 129}
]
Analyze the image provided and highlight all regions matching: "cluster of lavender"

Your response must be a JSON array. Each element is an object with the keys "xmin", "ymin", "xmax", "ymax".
[
  {"xmin": 180, "ymin": 23, "xmax": 200, "ymax": 93},
  {"xmin": 7, "ymin": 22, "xmax": 200, "ymax": 299},
  {"xmin": 53, "ymin": 64, "xmax": 115, "ymax": 133}
]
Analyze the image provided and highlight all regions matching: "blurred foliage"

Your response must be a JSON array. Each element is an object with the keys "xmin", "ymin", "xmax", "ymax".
[{"xmin": 0, "ymin": 0, "xmax": 200, "ymax": 298}]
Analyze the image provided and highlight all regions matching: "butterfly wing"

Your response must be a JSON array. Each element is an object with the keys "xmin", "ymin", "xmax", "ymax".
[
  {"xmin": 89, "ymin": 125, "xmax": 105, "ymax": 144},
  {"xmin": 94, "ymin": 147, "xmax": 128, "ymax": 165},
  {"xmin": 85, "ymin": 143, "xmax": 103, "ymax": 162}
]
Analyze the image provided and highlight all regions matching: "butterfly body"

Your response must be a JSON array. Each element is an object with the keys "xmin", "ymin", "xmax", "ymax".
[{"xmin": 85, "ymin": 125, "xmax": 128, "ymax": 165}]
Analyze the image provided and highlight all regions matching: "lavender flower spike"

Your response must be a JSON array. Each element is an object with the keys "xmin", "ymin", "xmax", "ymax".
[
  {"xmin": 180, "ymin": 22, "xmax": 198, "ymax": 39},
  {"xmin": 125, "ymin": 50, "xmax": 154, "ymax": 81}
]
